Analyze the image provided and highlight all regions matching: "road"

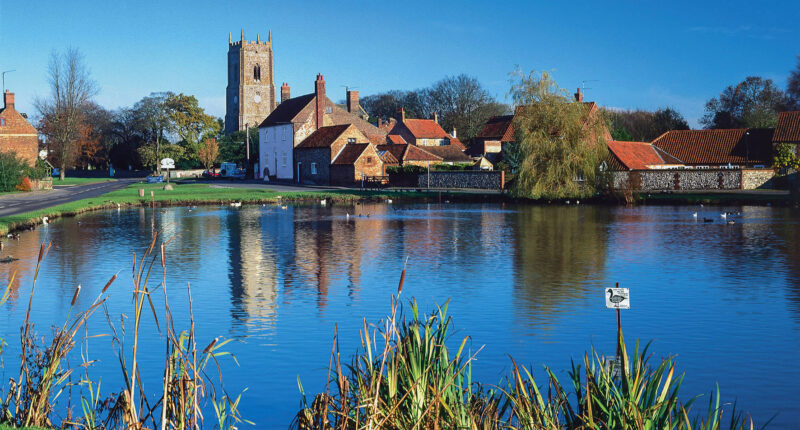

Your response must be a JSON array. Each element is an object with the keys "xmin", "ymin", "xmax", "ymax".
[{"xmin": 0, "ymin": 179, "xmax": 138, "ymax": 217}]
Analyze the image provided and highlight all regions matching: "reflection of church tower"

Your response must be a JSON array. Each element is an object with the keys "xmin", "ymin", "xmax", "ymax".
[{"xmin": 225, "ymin": 29, "xmax": 276, "ymax": 133}]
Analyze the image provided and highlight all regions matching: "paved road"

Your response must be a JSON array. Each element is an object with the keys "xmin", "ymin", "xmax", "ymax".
[{"xmin": 0, "ymin": 179, "xmax": 138, "ymax": 217}]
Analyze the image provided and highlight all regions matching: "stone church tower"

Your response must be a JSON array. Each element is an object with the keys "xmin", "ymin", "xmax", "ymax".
[{"xmin": 225, "ymin": 29, "xmax": 276, "ymax": 134}]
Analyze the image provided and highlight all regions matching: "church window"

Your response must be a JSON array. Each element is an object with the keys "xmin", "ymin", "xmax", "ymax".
[{"xmin": 253, "ymin": 65, "xmax": 261, "ymax": 81}]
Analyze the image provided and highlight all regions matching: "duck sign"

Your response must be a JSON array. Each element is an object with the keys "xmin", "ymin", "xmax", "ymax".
[{"xmin": 605, "ymin": 288, "xmax": 630, "ymax": 309}]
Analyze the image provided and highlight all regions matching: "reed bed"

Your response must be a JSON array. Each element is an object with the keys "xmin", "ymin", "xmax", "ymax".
[
  {"xmin": 0, "ymin": 230, "xmax": 247, "ymax": 429},
  {"xmin": 292, "ymin": 267, "xmax": 765, "ymax": 430}
]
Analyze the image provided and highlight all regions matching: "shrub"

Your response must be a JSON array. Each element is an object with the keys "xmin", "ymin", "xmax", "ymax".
[
  {"xmin": 0, "ymin": 152, "xmax": 24, "ymax": 192},
  {"xmin": 432, "ymin": 162, "xmax": 473, "ymax": 171},
  {"xmin": 15, "ymin": 176, "xmax": 32, "ymax": 192},
  {"xmin": 23, "ymin": 159, "xmax": 49, "ymax": 180},
  {"xmin": 387, "ymin": 164, "xmax": 427, "ymax": 175}
]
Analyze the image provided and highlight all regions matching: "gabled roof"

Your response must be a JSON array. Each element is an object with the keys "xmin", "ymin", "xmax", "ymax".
[
  {"xmin": 378, "ymin": 149, "xmax": 399, "ymax": 164},
  {"xmin": 259, "ymin": 93, "xmax": 315, "ymax": 126},
  {"xmin": 295, "ymin": 124, "xmax": 353, "ymax": 149},
  {"xmin": 606, "ymin": 140, "xmax": 683, "ymax": 170},
  {"xmin": 421, "ymin": 145, "xmax": 472, "ymax": 163},
  {"xmin": 400, "ymin": 119, "xmax": 452, "ymax": 139},
  {"xmin": 0, "ymin": 106, "xmax": 37, "ymax": 135},
  {"xmin": 652, "ymin": 128, "xmax": 774, "ymax": 166},
  {"xmin": 774, "ymin": 111, "xmax": 800, "ymax": 143},
  {"xmin": 449, "ymin": 137, "xmax": 466, "ymax": 150},
  {"xmin": 387, "ymin": 134, "xmax": 406, "ymax": 144},
  {"xmin": 477, "ymin": 114, "xmax": 515, "ymax": 142},
  {"xmin": 376, "ymin": 144, "xmax": 442, "ymax": 163},
  {"xmin": 332, "ymin": 143, "xmax": 370, "ymax": 165}
]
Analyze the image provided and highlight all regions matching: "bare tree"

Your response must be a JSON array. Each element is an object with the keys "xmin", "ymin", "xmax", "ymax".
[{"xmin": 36, "ymin": 48, "xmax": 98, "ymax": 180}]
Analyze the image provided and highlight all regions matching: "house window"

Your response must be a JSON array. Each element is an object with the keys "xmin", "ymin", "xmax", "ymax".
[
  {"xmin": 326, "ymin": 106, "xmax": 332, "ymax": 114},
  {"xmin": 0, "ymin": 118, "xmax": 4, "ymax": 126},
  {"xmin": 282, "ymin": 152, "xmax": 287, "ymax": 167},
  {"xmin": 347, "ymin": 138, "xmax": 356, "ymax": 144},
  {"xmin": 311, "ymin": 163, "xmax": 317, "ymax": 175},
  {"xmin": 283, "ymin": 126, "xmax": 287, "ymax": 141},
  {"xmin": 366, "ymin": 157, "xmax": 373, "ymax": 164}
]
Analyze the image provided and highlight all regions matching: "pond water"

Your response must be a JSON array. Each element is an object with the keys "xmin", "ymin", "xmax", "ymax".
[{"xmin": 0, "ymin": 203, "xmax": 799, "ymax": 427}]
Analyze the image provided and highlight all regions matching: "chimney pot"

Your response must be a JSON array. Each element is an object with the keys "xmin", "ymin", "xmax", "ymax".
[
  {"xmin": 346, "ymin": 89, "xmax": 359, "ymax": 114},
  {"xmin": 4, "ymin": 91, "xmax": 14, "ymax": 110},
  {"xmin": 574, "ymin": 87, "xmax": 583, "ymax": 103},
  {"xmin": 433, "ymin": 112, "xmax": 438, "ymax": 123},
  {"xmin": 315, "ymin": 74, "xmax": 327, "ymax": 129},
  {"xmin": 281, "ymin": 82, "xmax": 291, "ymax": 103}
]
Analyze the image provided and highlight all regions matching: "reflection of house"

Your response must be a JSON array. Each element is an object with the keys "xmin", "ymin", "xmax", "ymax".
[
  {"xmin": 605, "ymin": 140, "xmax": 683, "ymax": 170},
  {"xmin": 0, "ymin": 91, "xmax": 38, "ymax": 167},
  {"xmin": 257, "ymin": 74, "xmax": 386, "ymax": 180},
  {"xmin": 774, "ymin": 111, "xmax": 800, "ymax": 155},
  {"xmin": 295, "ymin": 124, "xmax": 385, "ymax": 185},
  {"xmin": 651, "ymin": 128, "xmax": 774, "ymax": 168},
  {"xmin": 387, "ymin": 110, "xmax": 471, "ymax": 164}
]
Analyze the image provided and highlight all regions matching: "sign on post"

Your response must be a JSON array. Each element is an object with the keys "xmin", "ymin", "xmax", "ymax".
[
  {"xmin": 605, "ymin": 287, "xmax": 630, "ymax": 309},
  {"xmin": 160, "ymin": 158, "xmax": 175, "ymax": 169}
]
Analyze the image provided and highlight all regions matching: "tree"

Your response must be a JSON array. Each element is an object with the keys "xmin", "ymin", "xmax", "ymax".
[
  {"xmin": 165, "ymin": 93, "xmax": 219, "ymax": 165},
  {"xmin": 510, "ymin": 70, "xmax": 608, "ymax": 199},
  {"xmin": 788, "ymin": 55, "xmax": 800, "ymax": 110},
  {"xmin": 427, "ymin": 74, "xmax": 508, "ymax": 143},
  {"xmin": 701, "ymin": 76, "xmax": 788, "ymax": 129},
  {"xmin": 197, "ymin": 137, "xmax": 219, "ymax": 170},
  {"xmin": 134, "ymin": 92, "xmax": 173, "ymax": 172},
  {"xmin": 652, "ymin": 108, "xmax": 689, "ymax": 134},
  {"xmin": 35, "ymin": 48, "xmax": 98, "ymax": 180},
  {"xmin": 603, "ymin": 107, "xmax": 688, "ymax": 142},
  {"xmin": 774, "ymin": 143, "xmax": 800, "ymax": 170}
]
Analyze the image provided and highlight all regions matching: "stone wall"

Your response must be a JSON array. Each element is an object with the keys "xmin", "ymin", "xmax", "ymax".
[
  {"xmin": 610, "ymin": 168, "xmax": 775, "ymax": 191},
  {"xmin": 417, "ymin": 171, "xmax": 504, "ymax": 189}
]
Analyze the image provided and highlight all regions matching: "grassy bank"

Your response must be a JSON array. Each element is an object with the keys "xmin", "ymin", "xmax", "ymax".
[
  {"xmin": 51, "ymin": 177, "xmax": 116, "ymax": 186},
  {"xmin": 0, "ymin": 181, "xmax": 490, "ymax": 235}
]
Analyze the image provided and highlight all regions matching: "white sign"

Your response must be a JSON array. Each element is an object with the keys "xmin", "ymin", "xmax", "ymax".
[
  {"xmin": 605, "ymin": 287, "xmax": 630, "ymax": 309},
  {"xmin": 160, "ymin": 158, "xmax": 175, "ymax": 169}
]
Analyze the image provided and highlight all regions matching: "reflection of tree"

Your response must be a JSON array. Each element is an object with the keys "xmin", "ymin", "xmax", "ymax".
[
  {"xmin": 774, "ymin": 210, "xmax": 800, "ymax": 321},
  {"xmin": 512, "ymin": 206, "xmax": 610, "ymax": 327}
]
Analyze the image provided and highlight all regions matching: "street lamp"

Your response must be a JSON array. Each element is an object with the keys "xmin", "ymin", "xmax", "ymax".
[
  {"xmin": 2, "ymin": 70, "xmax": 15, "ymax": 92},
  {"xmin": 245, "ymin": 122, "xmax": 250, "ymax": 178},
  {"xmin": 745, "ymin": 130, "xmax": 750, "ymax": 166}
]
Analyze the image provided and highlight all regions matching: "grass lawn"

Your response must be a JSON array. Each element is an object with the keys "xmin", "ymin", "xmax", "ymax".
[
  {"xmin": 51, "ymin": 177, "xmax": 116, "ymax": 186},
  {"xmin": 0, "ymin": 425, "xmax": 49, "ymax": 430},
  {"xmin": 0, "ymin": 181, "xmax": 472, "ymax": 235}
]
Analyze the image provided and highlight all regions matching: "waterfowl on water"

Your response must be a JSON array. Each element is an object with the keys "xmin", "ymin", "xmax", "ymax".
[
  {"xmin": 0, "ymin": 255, "xmax": 18, "ymax": 263},
  {"xmin": 230, "ymin": 202, "xmax": 242, "ymax": 208},
  {"xmin": 703, "ymin": 218, "xmax": 714, "ymax": 223},
  {"xmin": 720, "ymin": 212, "xmax": 727, "ymax": 219},
  {"xmin": 42, "ymin": 216, "xmax": 49, "ymax": 224},
  {"xmin": 386, "ymin": 199, "xmax": 393, "ymax": 204},
  {"xmin": 320, "ymin": 199, "xmax": 327, "ymax": 206},
  {"xmin": 280, "ymin": 205, "xmax": 288, "ymax": 210},
  {"xmin": 692, "ymin": 212, "xmax": 698, "ymax": 218},
  {"xmin": 727, "ymin": 220, "xmax": 736, "ymax": 225},
  {"xmin": 607, "ymin": 289, "xmax": 626, "ymax": 304}
]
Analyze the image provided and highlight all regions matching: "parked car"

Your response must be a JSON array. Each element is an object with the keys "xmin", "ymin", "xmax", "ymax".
[
  {"xmin": 219, "ymin": 162, "xmax": 245, "ymax": 179},
  {"xmin": 202, "ymin": 169, "xmax": 219, "ymax": 178}
]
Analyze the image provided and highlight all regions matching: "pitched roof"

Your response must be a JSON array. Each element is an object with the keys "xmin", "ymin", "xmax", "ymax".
[
  {"xmin": 652, "ymin": 128, "xmax": 774, "ymax": 166},
  {"xmin": 449, "ymin": 137, "xmax": 466, "ymax": 150},
  {"xmin": 332, "ymin": 143, "xmax": 370, "ymax": 165},
  {"xmin": 477, "ymin": 114, "xmax": 515, "ymax": 141},
  {"xmin": 377, "ymin": 149, "xmax": 399, "ymax": 164},
  {"xmin": 401, "ymin": 119, "xmax": 452, "ymax": 139},
  {"xmin": 376, "ymin": 144, "xmax": 442, "ymax": 163},
  {"xmin": 0, "ymin": 105, "xmax": 37, "ymax": 135},
  {"xmin": 606, "ymin": 140, "xmax": 682, "ymax": 170},
  {"xmin": 259, "ymin": 93, "xmax": 315, "ymax": 126},
  {"xmin": 387, "ymin": 134, "xmax": 407, "ymax": 144},
  {"xmin": 774, "ymin": 111, "xmax": 800, "ymax": 143},
  {"xmin": 295, "ymin": 124, "xmax": 353, "ymax": 149},
  {"xmin": 421, "ymin": 145, "xmax": 472, "ymax": 163}
]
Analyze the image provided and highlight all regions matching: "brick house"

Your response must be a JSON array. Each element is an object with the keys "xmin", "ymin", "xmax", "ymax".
[
  {"xmin": 258, "ymin": 74, "xmax": 386, "ymax": 180},
  {"xmin": 330, "ymin": 143, "xmax": 384, "ymax": 185},
  {"xmin": 375, "ymin": 143, "xmax": 442, "ymax": 167},
  {"xmin": 294, "ymin": 124, "xmax": 377, "ymax": 185},
  {"xmin": 0, "ymin": 90, "xmax": 38, "ymax": 166},
  {"xmin": 386, "ymin": 110, "xmax": 471, "ymax": 164},
  {"xmin": 773, "ymin": 111, "xmax": 800, "ymax": 156},
  {"xmin": 605, "ymin": 140, "xmax": 683, "ymax": 171}
]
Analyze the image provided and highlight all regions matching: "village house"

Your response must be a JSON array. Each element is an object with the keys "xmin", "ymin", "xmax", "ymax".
[
  {"xmin": 258, "ymin": 74, "xmax": 386, "ymax": 180},
  {"xmin": 773, "ymin": 111, "xmax": 800, "ymax": 156},
  {"xmin": 375, "ymin": 143, "xmax": 442, "ymax": 167},
  {"xmin": 0, "ymin": 90, "xmax": 38, "ymax": 167},
  {"xmin": 605, "ymin": 140, "xmax": 684, "ymax": 171},
  {"xmin": 386, "ymin": 110, "xmax": 471, "ymax": 164},
  {"xmin": 294, "ymin": 124, "xmax": 386, "ymax": 185},
  {"xmin": 651, "ymin": 128, "xmax": 774, "ymax": 168}
]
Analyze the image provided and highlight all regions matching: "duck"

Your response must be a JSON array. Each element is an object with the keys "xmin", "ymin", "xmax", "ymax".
[
  {"xmin": 42, "ymin": 216, "xmax": 49, "ymax": 224},
  {"xmin": 280, "ymin": 205, "xmax": 288, "ymax": 210},
  {"xmin": 346, "ymin": 213, "xmax": 350, "ymax": 221},
  {"xmin": 386, "ymin": 199, "xmax": 393, "ymax": 204},
  {"xmin": 320, "ymin": 199, "xmax": 327, "ymax": 206},
  {"xmin": 607, "ymin": 289, "xmax": 626, "ymax": 304},
  {"xmin": 230, "ymin": 202, "xmax": 242, "ymax": 208},
  {"xmin": 703, "ymin": 218, "xmax": 714, "ymax": 223},
  {"xmin": 720, "ymin": 212, "xmax": 727, "ymax": 219},
  {"xmin": 692, "ymin": 212, "xmax": 698, "ymax": 218},
  {"xmin": 0, "ymin": 255, "xmax": 18, "ymax": 263},
  {"xmin": 576, "ymin": 200, "xmax": 580, "ymax": 205},
  {"xmin": 727, "ymin": 219, "xmax": 736, "ymax": 225}
]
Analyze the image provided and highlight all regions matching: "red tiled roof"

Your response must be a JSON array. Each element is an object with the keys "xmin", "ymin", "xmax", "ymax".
[
  {"xmin": 0, "ymin": 105, "xmax": 37, "ymax": 135},
  {"xmin": 477, "ymin": 115, "xmax": 514, "ymax": 141},
  {"xmin": 774, "ymin": 111, "xmax": 800, "ymax": 143},
  {"xmin": 606, "ymin": 141, "xmax": 679, "ymax": 170},
  {"xmin": 295, "ymin": 124, "xmax": 353, "ymax": 148},
  {"xmin": 421, "ymin": 145, "xmax": 472, "ymax": 163},
  {"xmin": 332, "ymin": 143, "xmax": 370, "ymax": 165},
  {"xmin": 387, "ymin": 134, "xmax": 406, "ymax": 144},
  {"xmin": 652, "ymin": 128, "xmax": 774, "ymax": 166},
  {"xmin": 402, "ymin": 119, "xmax": 451, "ymax": 139},
  {"xmin": 376, "ymin": 144, "xmax": 441, "ymax": 163},
  {"xmin": 449, "ymin": 137, "xmax": 466, "ymax": 150}
]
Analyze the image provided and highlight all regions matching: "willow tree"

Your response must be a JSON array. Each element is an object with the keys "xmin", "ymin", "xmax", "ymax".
[{"xmin": 510, "ymin": 70, "xmax": 608, "ymax": 199}]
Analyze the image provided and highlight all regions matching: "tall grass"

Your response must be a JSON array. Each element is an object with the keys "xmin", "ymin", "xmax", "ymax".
[
  {"xmin": 0, "ymin": 231, "xmax": 248, "ymax": 429},
  {"xmin": 293, "ymin": 267, "xmax": 764, "ymax": 430}
]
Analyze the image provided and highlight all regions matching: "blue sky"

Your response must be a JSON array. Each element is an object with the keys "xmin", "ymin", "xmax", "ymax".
[{"xmin": 1, "ymin": 0, "xmax": 798, "ymax": 127}]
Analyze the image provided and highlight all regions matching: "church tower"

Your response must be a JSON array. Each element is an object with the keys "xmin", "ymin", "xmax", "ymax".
[{"xmin": 225, "ymin": 29, "xmax": 276, "ymax": 134}]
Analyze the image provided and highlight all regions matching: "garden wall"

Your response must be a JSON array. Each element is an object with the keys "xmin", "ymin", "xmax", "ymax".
[
  {"xmin": 416, "ymin": 171, "xmax": 504, "ymax": 190},
  {"xmin": 610, "ymin": 168, "xmax": 775, "ymax": 191}
]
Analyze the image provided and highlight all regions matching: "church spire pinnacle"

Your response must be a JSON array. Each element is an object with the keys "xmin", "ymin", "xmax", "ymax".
[
  {"xmin": 257, "ymin": 33, "xmax": 260, "ymax": 43},
  {"xmin": 240, "ymin": 28, "xmax": 244, "ymax": 42},
  {"xmin": 229, "ymin": 32, "xmax": 232, "ymax": 44},
  {"xmin": 268, "ymin": 30, "xmax": 272, "ymax": 43}
]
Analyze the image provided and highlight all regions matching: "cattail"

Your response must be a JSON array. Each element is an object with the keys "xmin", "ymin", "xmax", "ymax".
[
  {"xmin": 203, "ymin": 338, "xmax": 218, "ymax": 354},
  {"xmin": 102, "ymin": 273, "xmax": 118, "ymax": 294},
  {"xmin": 37, "ymin": 243, "xmax": 45, "ymax": 263},
  {"xmin": 71, "ymin": 284, "xmax": 81, "ymax": 306},
  {"xmin": 160, "ymin": 243, "xmax": 165, "ymax": 268},
  {"xmin": 397, "ymin": 256, "xmax": 409, "ymax": 295}
]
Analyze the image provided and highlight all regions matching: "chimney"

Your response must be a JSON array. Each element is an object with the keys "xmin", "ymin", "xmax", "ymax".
[
  {"xmin": 281, "ymin": 82, "xmax": 291, "ymax": 102},
  {"xmin": 574, "ymin": 87, "xmax": 583, "ymax": 102},
  {"xmin": 451, "ymin": 127, "xmax": 457, "ymax": 138},
  {"xmin": 433, "ymin": 112, "xmax": 438, "ymax": 123},
  {"xmin": 378, "ymin": 117, "xmax": 382, "ymax": 128},
  {"xmin": 399, "ymin": 107, "xmax": 405, "ymax": 123},
  {"xmin": 346, "ymin": 89, "xmax": 359, "ymax": 114},
  {"xmin": 4, "ymin": 91, "xmax": 14, "ymax": 110},
  {"xmin": 315, "ymin": 74, "xmax": 326, "ymax": 130}
]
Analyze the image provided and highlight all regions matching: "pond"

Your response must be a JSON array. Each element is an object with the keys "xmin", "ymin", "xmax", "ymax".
[{"xmin": 0, "ymin": 202, "xmax": 799, "ymax": 427}]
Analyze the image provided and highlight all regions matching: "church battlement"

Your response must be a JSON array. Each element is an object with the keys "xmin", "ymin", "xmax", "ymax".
[
  {"xmin": 228, "ymin": 30, "xmax": 273, "ymax": 47},
  {"xmin": 225, "ymin": 29, "xmax": 277, "ymax": 134}
]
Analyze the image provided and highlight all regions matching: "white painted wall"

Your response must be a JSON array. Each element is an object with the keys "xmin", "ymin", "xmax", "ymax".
[{"xmin": 258, "ymin": 123, "xmax": 294, "ymax": 179}]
